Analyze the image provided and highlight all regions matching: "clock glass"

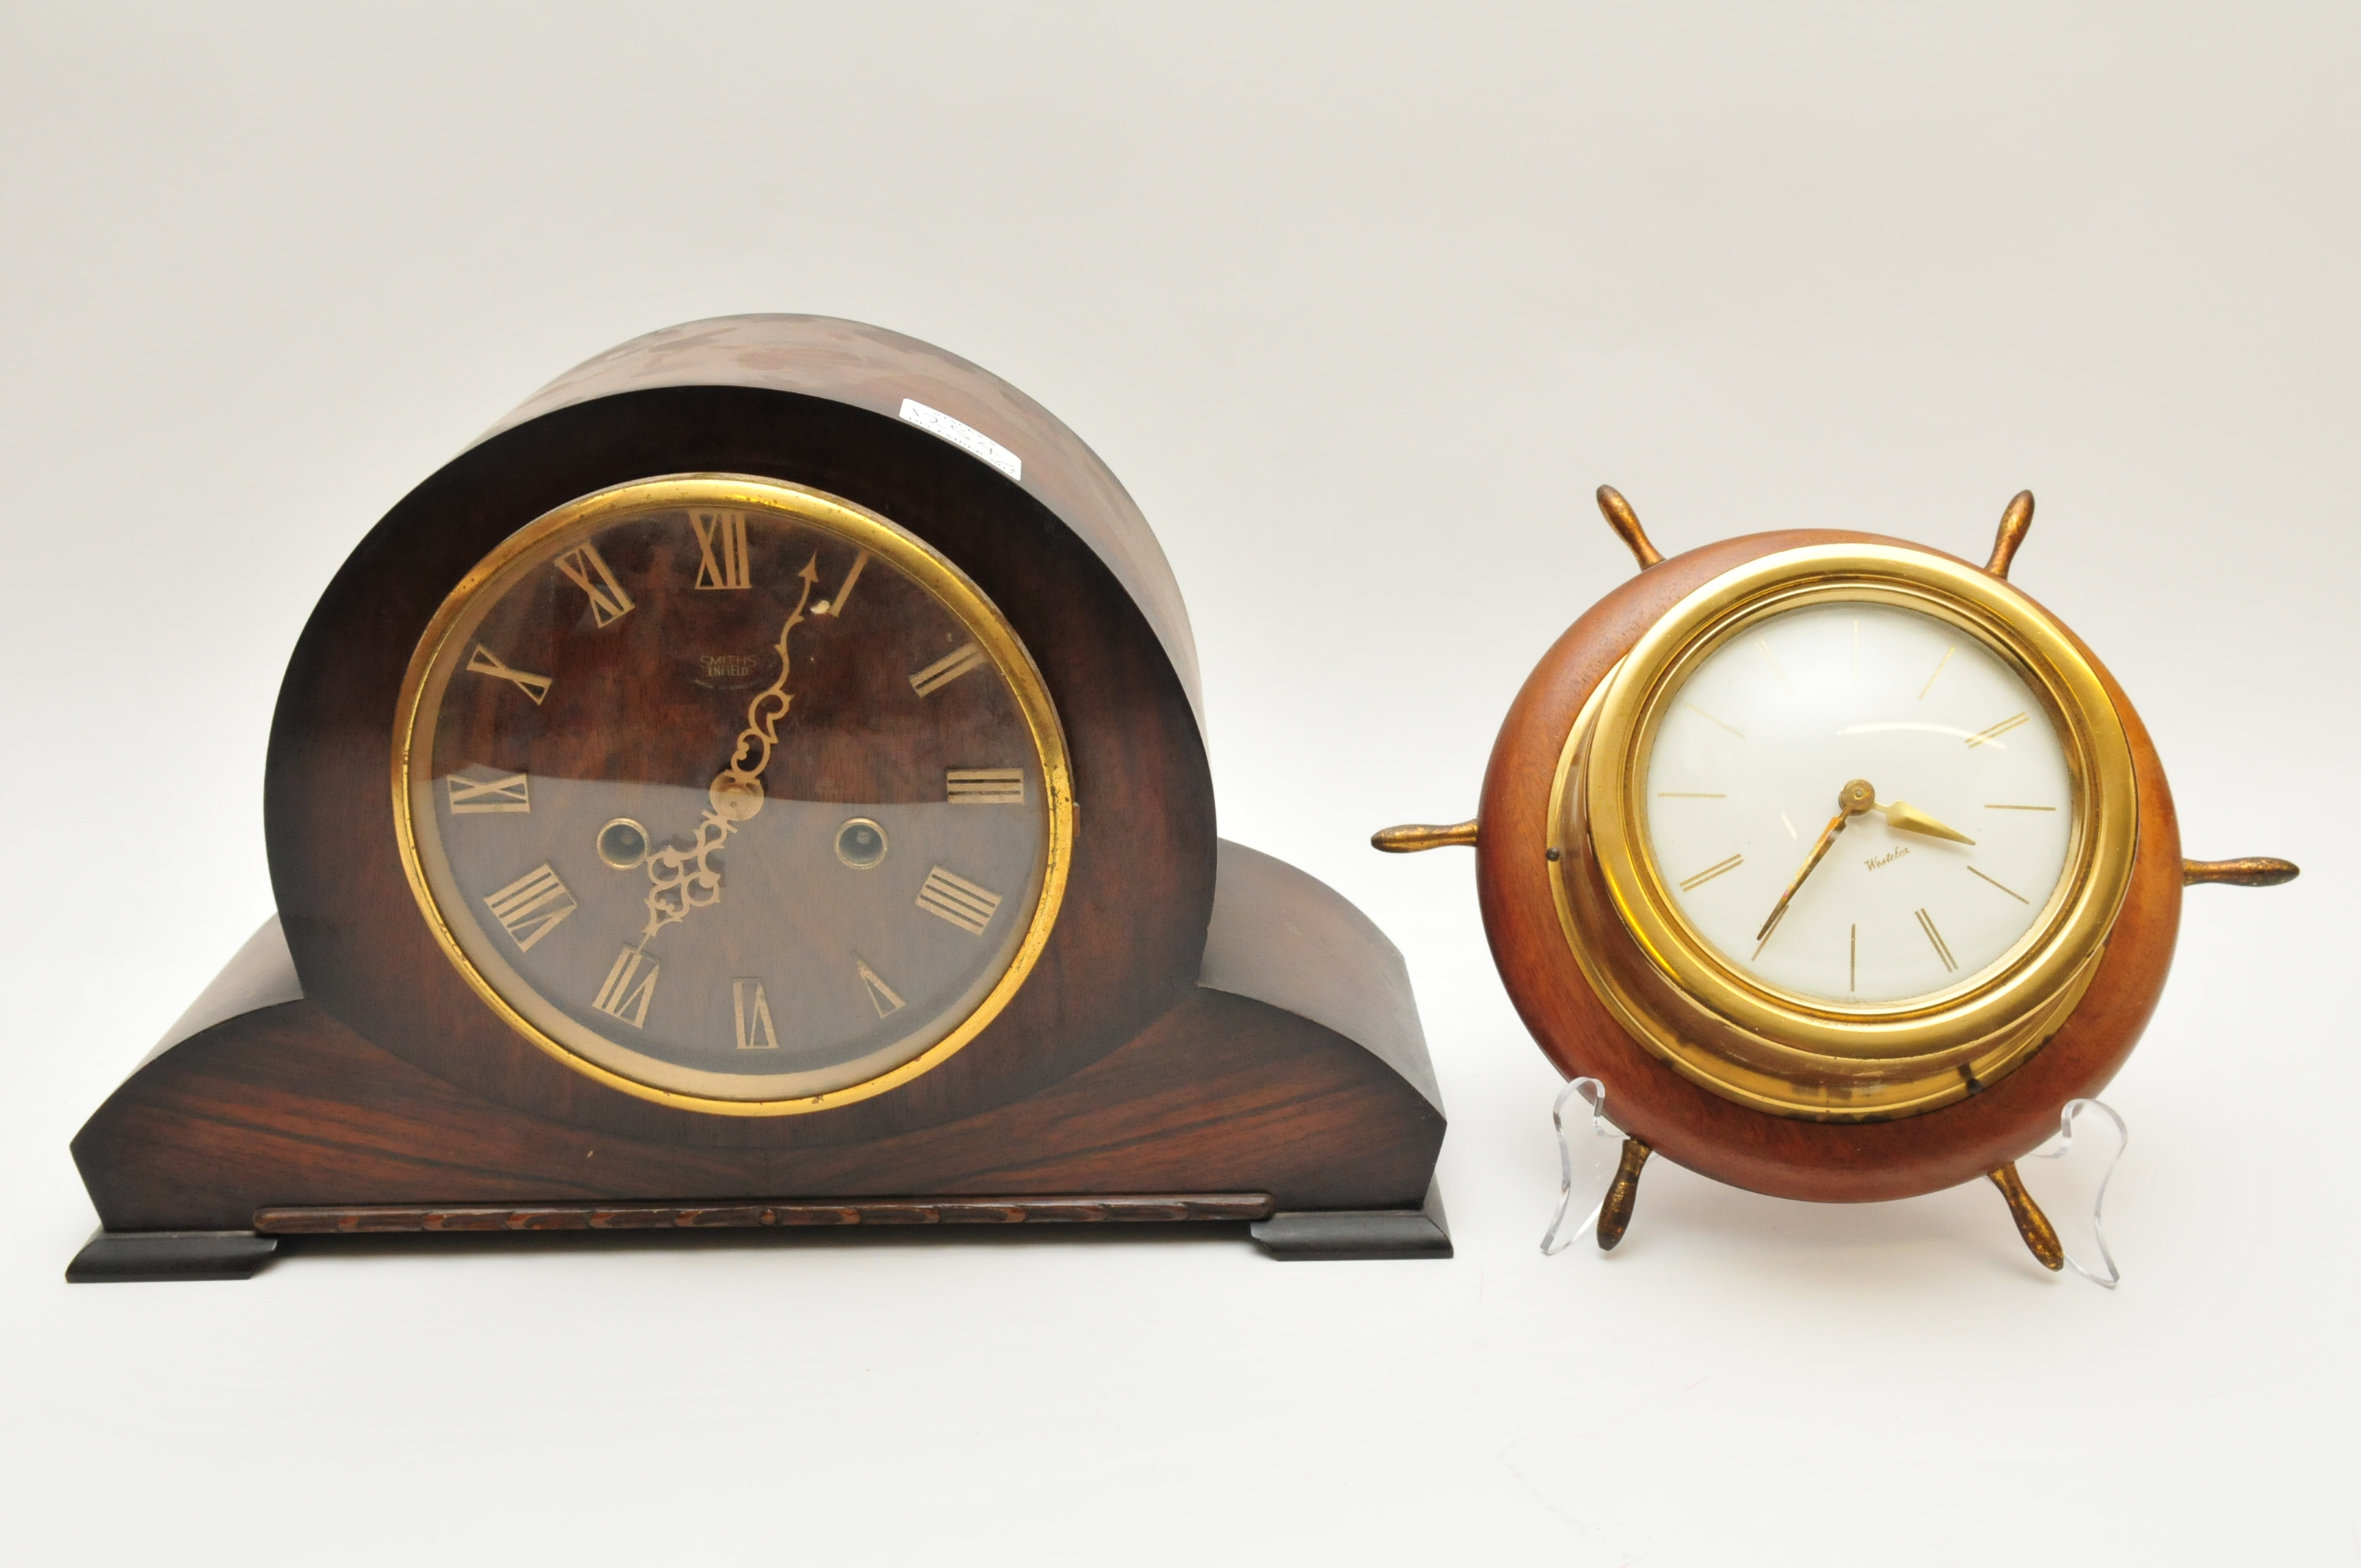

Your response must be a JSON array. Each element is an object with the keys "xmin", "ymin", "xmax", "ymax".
[
  {"xmin": 1642, "ymin": 601, "xmax": 2074, "ymax": 1006},
  {"xmin": 395, "ymin": 475, "xmax": 1070, "ymax": 1111}
]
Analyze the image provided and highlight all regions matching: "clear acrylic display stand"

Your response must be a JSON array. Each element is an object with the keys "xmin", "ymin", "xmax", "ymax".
[
  {"xmin": 1542, "ymin": 1078, "xmax": 2128, "ymax": 1285},
  {"xmin": 2018, "ymin": 1097, "xmax": 2128, "ymax": 1288},
  {"xmin": 1539, "ymin": 1077, "xmax": 1625, "ymax": 1257}
]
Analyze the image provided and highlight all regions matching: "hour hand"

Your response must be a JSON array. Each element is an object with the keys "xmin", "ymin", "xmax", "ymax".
[{"xmin": 1877, "ymin": 799, "xmax": 1975, "ymax": 846}]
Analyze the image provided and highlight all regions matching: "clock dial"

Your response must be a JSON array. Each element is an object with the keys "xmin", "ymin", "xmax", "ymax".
[
  {"xmin": 399, "ymin": 479, "xmax": 1066, "ymax": 1106},
  {"xmin": 1642, "ymin": 601, "xmax": 2074, "ymax": 1005}
]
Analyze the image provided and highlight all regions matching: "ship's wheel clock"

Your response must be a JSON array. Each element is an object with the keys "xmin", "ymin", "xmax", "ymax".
[
  {"xmin": 1378, "ymin": 487, "xmax": 2293, "ymax": 1269},
  {"xmin": 69, "ymin": 316, "xmax": 1448, "ymax": 1281}
]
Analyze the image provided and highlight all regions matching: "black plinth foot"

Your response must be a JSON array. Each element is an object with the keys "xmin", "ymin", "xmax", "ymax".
[
  {"xmin": 66, "ymin": 1229, "xmax": 280, "ymax": 1282},
  {"xmin": 1251, "ymin": 1180, "xmax": 1452, "ymax": 1260}
]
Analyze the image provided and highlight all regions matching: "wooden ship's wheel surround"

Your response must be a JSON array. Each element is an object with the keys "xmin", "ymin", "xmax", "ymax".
[{"xmin": 1378, "ymin": 487, "xmax": 2296, "ymax": 1266}]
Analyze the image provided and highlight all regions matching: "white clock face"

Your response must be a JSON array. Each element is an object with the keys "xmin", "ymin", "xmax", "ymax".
[{"xmin": 1642, "ymin": 601, "xmax": 2075, "ymax": 1005}]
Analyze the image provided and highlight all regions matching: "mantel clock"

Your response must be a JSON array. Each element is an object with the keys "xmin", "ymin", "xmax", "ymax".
[
  {"xmin": 68, "ymin": 316, "xmax": 1448, "ymax": 1280},
  {"xmin": 1378, "ymin": 486, "xmax": 2293, "ymax": 1268}
]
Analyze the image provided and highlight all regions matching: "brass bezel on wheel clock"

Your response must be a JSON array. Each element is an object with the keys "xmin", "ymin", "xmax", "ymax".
[
  {"xmin": 1550, "ymin": 543, "xmax": 2140, "ymax": 1120},
  {"xmin": 393, "ymin": 473, "xmax": 1076, "ymax": 1118}
]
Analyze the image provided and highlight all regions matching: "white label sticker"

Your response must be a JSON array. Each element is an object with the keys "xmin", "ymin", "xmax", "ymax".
[{"xmin": 899, "ymin": 398, "xmax": 1022, "ymax": 482}]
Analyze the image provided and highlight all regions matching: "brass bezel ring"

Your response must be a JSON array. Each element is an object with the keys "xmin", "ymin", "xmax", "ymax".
[
  {"xmin": 392, "ymin": 473, "xmax": 1076, "ymax": 1117},
  {"xmin": 1563, "ymin": 544, "xmax": 2137, "ymax": 1114}
]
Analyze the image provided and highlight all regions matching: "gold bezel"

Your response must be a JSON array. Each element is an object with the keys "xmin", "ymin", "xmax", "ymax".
[
  {"xmin": 1552, "ymin": 544, "xmax": 2137, "ymax": 1119},
  {"xmin": 393, "ymin": 474, "xmax": 1075, "ymax": 1118}
]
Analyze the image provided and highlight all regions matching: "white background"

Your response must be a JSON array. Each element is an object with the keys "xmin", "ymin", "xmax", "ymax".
[{"xmin": 4, "ymin": 5, "xmax": 2352, "ymax": 1564}]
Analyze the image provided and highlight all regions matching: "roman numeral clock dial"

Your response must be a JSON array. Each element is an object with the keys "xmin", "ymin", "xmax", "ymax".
[{"xmin": 396, "ymin": 477, "xmax": 1069, "ymax": 1110}]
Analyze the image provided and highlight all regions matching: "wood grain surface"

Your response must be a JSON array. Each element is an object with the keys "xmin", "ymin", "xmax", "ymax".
[
  {"xmin": 477, "ymin": 314, "xmax": 1208, "ymax": 734},
  {"xmin": 254, "ymin": 1194, "xmax": 1275, "ymax": 1233},
  {"xmin": 73, "ymin": 979, "xmax": 1443, "ymax": 1233},
  {"xmin": 1476, "ymin": 531, "xmax": 2182, "ymax": 1203}
]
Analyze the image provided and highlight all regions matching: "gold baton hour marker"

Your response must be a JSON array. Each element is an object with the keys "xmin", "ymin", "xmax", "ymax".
[
  {"xmin": 465, "ymin": 644, "xmax": 553, "ymax": 705},
  {"xmin": 1679, "ymin": 853, "xmax": 1744, "ymax": 893},
  {"xmin": 1965, "ymin": 712, "xmax": 2030, "ymax": 749},
  {"xmin": 1967, "ymin": 865, "xmax": 2028, "ymax": 904},
  {"xmin": 1914, "ymin": 907, "xmax": 1957, "ymax": 971},
  {"xmin": 1918, "ymin": 645, "xmax": 1955, "ymax": 700},
  {"xmin": 1683, "ymin": 702, "xmax": 1746, "ymax": 739}
]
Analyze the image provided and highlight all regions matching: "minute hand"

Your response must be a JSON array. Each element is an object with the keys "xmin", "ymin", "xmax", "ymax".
[
  {"xmin": 637, "ymin": 555, "xmax": 822, "ymax": 948},
  {"xmin": 1755, "ymin": 777, "xmax": 1879, "ymax": 949},
  {"xmin": 1755, "ymin": 811, "xmax": 1849, "ymax": 947},
  {"xmin": 1876, "ymin": 800, "xmax": 1976, "ymax": 845}
]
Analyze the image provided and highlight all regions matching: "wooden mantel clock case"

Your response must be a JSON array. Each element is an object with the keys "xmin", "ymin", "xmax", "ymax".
[
  {"xmin": 68, "ymin": 316, "xmax": 1448, "ymax": 1281},
  {"xmin": 1377, "ymin": 487, "xmax": 2294, "ymax": 1268}
]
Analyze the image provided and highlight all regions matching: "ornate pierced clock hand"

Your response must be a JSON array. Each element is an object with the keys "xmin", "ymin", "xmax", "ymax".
[
  {"xmin": 1755, "ymin": 778, "xmax": 1877, "ymax": 948},
  {"xmin": 638, "ymin": 555, "xmax": 822, "ymax": 948},
  {"xmin": 1875, "ymin": 799, "xmax": 1976, "ymax": 846}
]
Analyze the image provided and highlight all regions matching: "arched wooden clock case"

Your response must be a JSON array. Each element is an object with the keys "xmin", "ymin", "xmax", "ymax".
[{"xmin": 68, "ymin": 316, "xmax": 1448, "ymax": 1281}]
